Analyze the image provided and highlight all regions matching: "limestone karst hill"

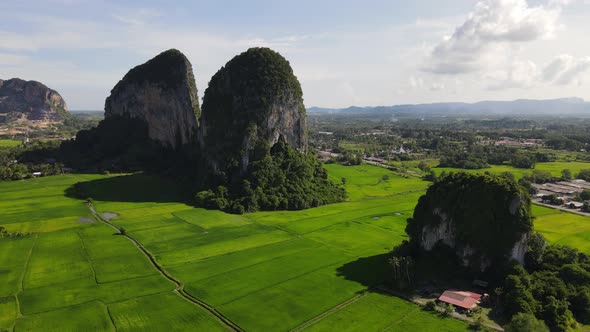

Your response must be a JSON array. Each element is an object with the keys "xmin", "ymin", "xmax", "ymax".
[
  {"xmin": 0, "ymin": 78, "xmax": 68, "ymax": 124},
  {"xmin": 62, "ymin": 47, "xmax": 345, "ymax": 212},
  {"xmin": 199, "ymin": 47, "xmax": 307, "ymax": 178},
  {"xmin": 105, "ymin": 49, "xmax": 200, "ymax": 149}
]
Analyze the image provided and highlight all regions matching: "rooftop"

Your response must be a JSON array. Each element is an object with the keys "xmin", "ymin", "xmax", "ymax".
[{"xmin": 438, "ymin": 290, "xmax": 482, "ymax": 310}]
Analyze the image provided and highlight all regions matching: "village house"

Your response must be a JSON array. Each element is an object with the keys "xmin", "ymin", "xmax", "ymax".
[{"xmin": 437, "ymin": 290, "xmax": 483, "ymax": 312}]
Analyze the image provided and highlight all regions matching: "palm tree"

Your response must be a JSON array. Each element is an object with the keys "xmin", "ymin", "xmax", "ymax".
[{"xmin": 389, "ymin": 256, "xmax": 400, "ymax": 281}]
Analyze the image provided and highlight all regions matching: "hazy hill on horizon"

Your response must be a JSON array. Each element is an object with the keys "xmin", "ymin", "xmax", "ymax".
[{"xmin": 308, "ymin": 97, "xmax": 590, "ymax": 116}]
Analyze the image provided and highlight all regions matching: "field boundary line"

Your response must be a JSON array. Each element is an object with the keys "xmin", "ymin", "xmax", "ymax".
[
  {"xmin": 143, "ymin": 224, "xmax": 277, "ymax": 254},
  {"xmin": 165, "ymin": 237, "xmax": 305, "ymax": 268},
  {"xmin": 217, "ymin": 259, "xmax": 351, "ymax": 308},
  {"xmin": 176, "ymin": 242, "xmax": 323, "ymax": 284},
  {"xmin": 104, "ymin": 304, "xmax": 118, "ymax": 332},
  {"xmin": 379, "ymin": 306, "xmax": 422, "ymax": 331},
  {"xmin": 86, "ymin": 200, "xmax": 243, "ymax": 332},
  {"xmin": 77, "ymin": 231, "xmax": 99, "ymax": 284},
  {"xmin": 11, "ymin": 235, "xmax": 38, "ymax": 330},
  {"xmin": 290, "ymin": 291, "xmax": 368, "ymax": 332}
]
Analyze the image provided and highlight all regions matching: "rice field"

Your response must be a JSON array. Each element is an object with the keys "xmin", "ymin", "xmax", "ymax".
[
  {"xmin": 0, "ymin": 139, "xmax": 21, "ymax": 147},
  {"xmin": 2, "ymin": 162, "xmax": 589, "ymax": 331},
  {"xmin": 0, "ymin": 174, "xmax": 227, "ymax": 331},
  {"xmin": 435, "ymin": 161, "xmax": 590, "ymax": 179}
]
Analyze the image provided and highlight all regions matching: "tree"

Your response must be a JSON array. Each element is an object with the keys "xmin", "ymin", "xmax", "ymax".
[
  {"xmin": 525, "ymin": 170, "xmax": 553, "ymax": 184},
  {"xmin": 542, "ymin": 194, "xmax": 563, "ymax": 205},
  {"xmin": 501, "ymin": 171, "xmax": 516, "ymax": 182},
  {"xmin": 511, "ymin": 154, "xmax": 536, "ymax": 169},
  {"xmin": 518, "ymin": 178, "xmax": 537, "ymax": 195},
  {"xmin": 470, "ymin": 315, "xmax": 485, "ymax": 331},
  {"xmin": 440, "ymin": 303, "xmax": 454, "ymax": 317},
  {"xmin": 579, "ymin": 190, "xmax": 590, "ymax": 201},
  {"xmin": 418, "ymin": 161, "xmax": 430, "ymax": 172},
  {"xmin": 577, "ymin": 169, "xmax": 590, "ymax": 181},
  {"xmin": 570, "ymin": 287, "xmax": 590, "ymax": 324},
  {"xmin": 541, "ymin": 296, "xmax": 576, "ymax": 332},
  {"xmin": 505, "ymin": 313, "xmax": 549, "ymax": 332},
  {"xmin": 525, "ymin": 232, "xmax": 547, "ymax": 269},
  {"xmin": 561, "ymin": 169, "xmax": 572, "ymax": 181}
]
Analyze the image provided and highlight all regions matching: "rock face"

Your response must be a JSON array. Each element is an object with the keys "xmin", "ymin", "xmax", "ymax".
[
  {"xmin": 199, "ymin": 47, "xmax": 307, "ymax": 176},
  {"xmin": 0, "ymin": 78, "xmax": 68, "ymax": 122},
  {"xmin": 406, "ymin": 173, "xmax": 533, "ymax": 272},
  {"xmin": 105, "ymin": 49, "xmax": 200, "ymax": 149}
]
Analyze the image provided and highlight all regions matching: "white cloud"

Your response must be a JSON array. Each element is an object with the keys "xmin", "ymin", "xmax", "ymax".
[
  {"xmin": 543, "ymin": 54, "xmax": 590, "ymax": 84},
  {"xmin": 486, "ymin": 58, "xmax": 539, "ymax": 89},
  {"xmin": 424, "ymin": 0, "xmax": 563, "ymax": 75}
]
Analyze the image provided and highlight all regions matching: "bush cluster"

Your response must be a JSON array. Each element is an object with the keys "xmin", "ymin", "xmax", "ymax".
[{"xmin": 195, "ymin": 140, "xmax": 346, "ymax": 213}]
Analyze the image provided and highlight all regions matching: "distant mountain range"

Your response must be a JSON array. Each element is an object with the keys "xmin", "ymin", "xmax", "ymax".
[{"xmin": 307, "ymin": 98, "xmax": 590, "ymax": 116}]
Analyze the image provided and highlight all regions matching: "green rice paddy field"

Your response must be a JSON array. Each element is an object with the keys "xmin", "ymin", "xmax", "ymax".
[
  {"xmin": 1, "ymin": 162, "xmax": 589, "ymax": 331},
  {"xmin": 0, "ymin": 140, "xmax": 21, "ymax": 148},
  {"xmin": 435, "ymin": 161, "xmax": 590, "ymax": 179}
]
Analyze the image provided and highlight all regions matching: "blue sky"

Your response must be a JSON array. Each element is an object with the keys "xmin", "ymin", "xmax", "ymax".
[{"xmin": 1, "ymin": 0, "xmax": 590, "ymax": 109}]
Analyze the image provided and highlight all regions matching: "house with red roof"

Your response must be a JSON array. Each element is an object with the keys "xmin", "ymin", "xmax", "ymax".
[{"xmin": 437, "ymin": 290, "xmax": 482, "ymax": 311}]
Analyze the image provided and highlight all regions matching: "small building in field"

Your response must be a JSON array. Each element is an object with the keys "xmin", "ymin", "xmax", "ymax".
[
  {"xmin": 568, "ymin": 202, "xmax": 584, "ymax": 209},
  {"xmin": 438, "ymin": 290, "xmax": 482, "ymax": 311}
]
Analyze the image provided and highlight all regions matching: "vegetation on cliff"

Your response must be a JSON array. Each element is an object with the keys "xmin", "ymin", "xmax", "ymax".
[
  {"xmin": 195, "ymin": 139, "xmax": 346, "ymax": 213},
  {"xmin": 406, "ymin": 173, "xmax": 533, "ymax": 271},
  {"xmin": 195, "ymin": 47, "xmax": 343, "ymax": 213},
  {"xmin": 199, "ymin": 47, "xmax": 306, "ymax": 179},
  {"xmin": 500, "ymin": 242, "xmax": 590, "ymax": 332}
]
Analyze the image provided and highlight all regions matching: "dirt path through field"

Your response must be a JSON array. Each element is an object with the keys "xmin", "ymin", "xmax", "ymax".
[{"xmin": 86, "ymin": 201, "xmax": 243, "ymax": 332}]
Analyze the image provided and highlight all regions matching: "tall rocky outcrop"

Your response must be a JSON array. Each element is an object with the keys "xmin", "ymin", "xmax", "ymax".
[
  {"xmin": 105, "ymin": 49, "xmax": 200, "ymax": 149},
  {"xmin": 62, "ymin": 49, "xmax": 200, "ymax": 171},
  {"xmin": 0, "ymin": 78, "xmax": 68, "ymax": 122},
  {"xmin": 193, "ymin": 47, "xmax": 344, "ymax": 213},
  {"xmin": 406, "ymin": 173, "xmax": 533, "ymax": 272},
  {"xmin": 63, "ymin": 46, "xmax": 345, "ymax": 213},
  {"xmin": 198, "ymin": 47, "xmax": 307, "ymax": 177}
]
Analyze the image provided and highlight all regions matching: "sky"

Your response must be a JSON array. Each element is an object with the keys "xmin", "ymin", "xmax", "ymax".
[{"xmin": 1, "ymin": 0, "xmax": 590, "ymax": 110}]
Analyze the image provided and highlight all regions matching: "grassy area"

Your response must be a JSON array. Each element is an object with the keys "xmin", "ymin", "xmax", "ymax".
[
  {"xmin": 80, "ymin": 164, "xmax": 443, "ymax": 331},
  {"xmin": 435, "ymin": 161, "xmax": 590, "ymax": 179},
  {"xmin": 305, "ymin": 292, "xmax": 468, "ymax": 331},
  {"xmin": 3, "ymin": 162, "xmax": 590, "ymax": 330},
  {"xmin": 0, "ymin": 139, "xmax": 21, "ymax": 147},
  {"xmin": 0, "ymin": 175, "xmax": 226, "ymax": 331},
  {"xmin": 324, "ymin": 163, "xmax": 428, "ymax": 200},
  {"xmin": 534, "ymin": 208, "xmax": 590, "ymax": 255}
]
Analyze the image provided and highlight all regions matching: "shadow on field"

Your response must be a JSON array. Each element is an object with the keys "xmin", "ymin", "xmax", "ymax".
[
  {"xmin": 64, "ymin": 173, "xmax": 190, "ymax": 203},
  {"xmin": 336, "ymin": 253, "xmax": 391, "ymax": 287}
]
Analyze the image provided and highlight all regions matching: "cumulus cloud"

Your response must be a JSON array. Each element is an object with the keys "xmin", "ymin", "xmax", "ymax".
[
  {"xmin": 543, "ymin": 54, "xmax": 590, "ymax": 85},
  {"xmin": 486, "ymin": 59, "xmax": 539, "ymax": 89},
  {"xmin": 424, "ymin": 0, "xmax": 563, "ymax": 75}
]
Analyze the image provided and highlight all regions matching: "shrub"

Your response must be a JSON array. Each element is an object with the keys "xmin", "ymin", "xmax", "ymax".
[{"xmin": 424, "ymin": 300, "xmax": 437, "ymax": 311}]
